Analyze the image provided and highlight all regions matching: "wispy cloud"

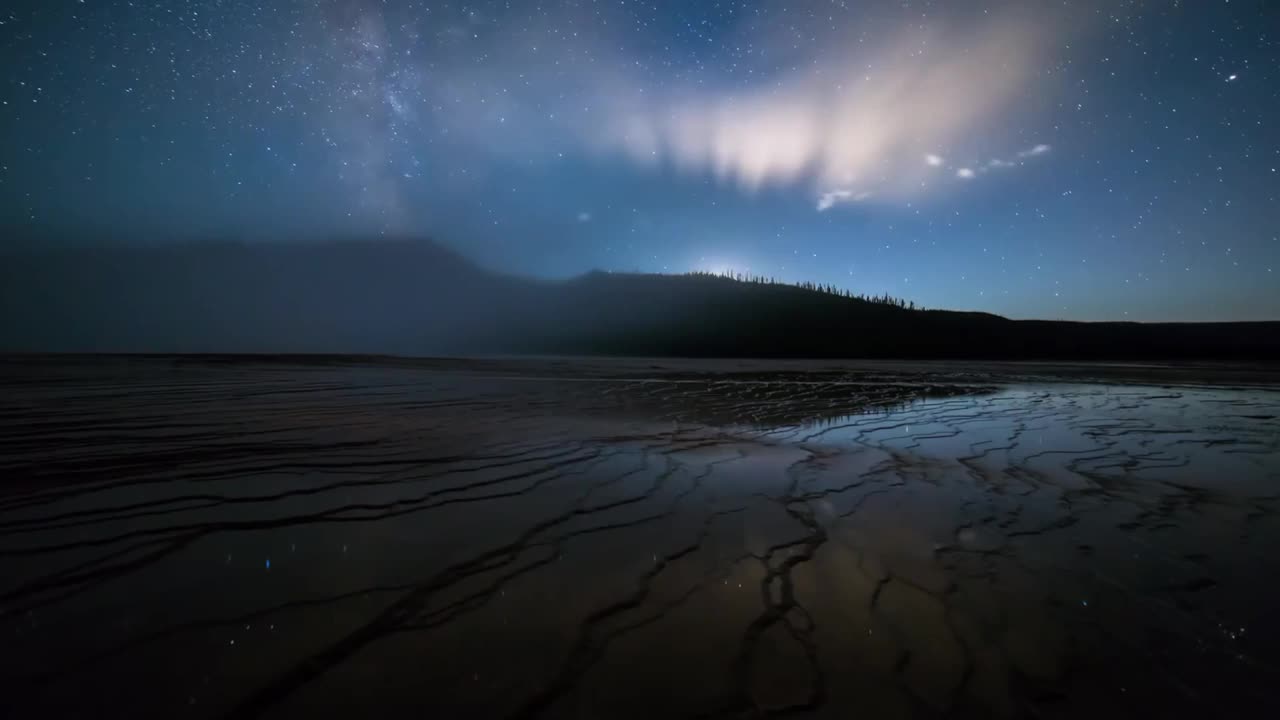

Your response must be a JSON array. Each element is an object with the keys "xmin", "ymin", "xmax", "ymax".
[
  {"xmin": 949, "ymin": 143, "xmax": 1053, "ymax": 183},
  {"xmin": 817, "ymin": 189, "xmax": 871, "ymax": 211},
  {"xmin": 327, "ymin": 3, "xmax": 1070, "ymax": 218},
  {"xmin": 599, "ymin": 8, "xmax": 1055, "ymax": 208}
]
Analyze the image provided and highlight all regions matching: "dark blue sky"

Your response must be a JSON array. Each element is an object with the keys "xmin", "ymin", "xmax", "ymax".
[{"xmin": 2, "ymin": 0, "xmax": 1277, "ymax": 321}]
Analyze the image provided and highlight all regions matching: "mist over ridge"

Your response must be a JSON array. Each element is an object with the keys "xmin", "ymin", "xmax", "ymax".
[{"xmin": 3, "ymin": 235, "xmax": 1276, "ymax": 360}]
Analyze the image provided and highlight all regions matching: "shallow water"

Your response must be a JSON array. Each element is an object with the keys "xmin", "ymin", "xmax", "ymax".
[{"xmin": 1, "ymin": 358, "xmax": 1278, "ymax": 718}]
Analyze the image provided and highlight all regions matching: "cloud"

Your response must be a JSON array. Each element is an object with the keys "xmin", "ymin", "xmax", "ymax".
[
  {"xmin": 816, "ymin": 189, "xmax": 871, "ymax": 211},
  {"xmin": 308, "ymin": 3, "xmax": 1075, "ymax": 221},
  {"xmin": 597, "ymin": 8, "xmax": 1053, "ymax": 204},
  {"xmin": 817, "ymin": 191, "xmax": 851, "ymax": 211},
  {"xmin": 577, "ymin": 211, "xmax": 592, "ymax": 222},
  {"xmin": 956, "ymin": 143, "xmax": 1052, "ymax": 181}
]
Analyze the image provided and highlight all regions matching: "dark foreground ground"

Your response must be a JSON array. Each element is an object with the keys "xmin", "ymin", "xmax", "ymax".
[{"xmin": 2, "ymin": 355, "xmax": 1279, "ymax": 718}]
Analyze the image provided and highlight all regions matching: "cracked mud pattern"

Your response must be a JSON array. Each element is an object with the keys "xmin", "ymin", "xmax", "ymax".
[{"xmin": 2, "ymin": 357, "xmax": 1279, "ymax": 718}]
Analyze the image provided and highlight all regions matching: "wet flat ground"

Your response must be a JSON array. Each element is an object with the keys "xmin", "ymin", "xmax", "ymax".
[{"xmin": 2, "ymin": 355, "xmax": 1279, "ymax": 718}]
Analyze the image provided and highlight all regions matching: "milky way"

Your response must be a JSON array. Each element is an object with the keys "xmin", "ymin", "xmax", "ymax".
[{"xmin": 1, "ymin": 0, "xmax": 1277, "ymax": 321}]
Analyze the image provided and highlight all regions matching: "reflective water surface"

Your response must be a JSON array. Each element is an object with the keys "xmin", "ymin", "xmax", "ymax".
[{"xmin": 2, "ymin": 357, "xmax": 1278, "ymax": 718}]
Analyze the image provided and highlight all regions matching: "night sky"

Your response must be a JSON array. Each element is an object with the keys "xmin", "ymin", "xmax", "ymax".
[{"xmin": 1, "ymin": 0, "xmax": 1277, "ymax": 322}]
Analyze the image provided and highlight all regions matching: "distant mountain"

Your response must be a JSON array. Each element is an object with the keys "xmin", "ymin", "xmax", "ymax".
[
  {"xmin": 2, "ymin": 237, "xmax": 1278, "ymax": 360},
  {"xmin": 0, "ymin": 238, "xmax": 522, "ymax": 354}
]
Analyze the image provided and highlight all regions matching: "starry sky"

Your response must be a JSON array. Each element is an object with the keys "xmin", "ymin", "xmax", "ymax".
[{"xmin": 1, "ymin": 0, "xmax": 1277, "ymax": 322}]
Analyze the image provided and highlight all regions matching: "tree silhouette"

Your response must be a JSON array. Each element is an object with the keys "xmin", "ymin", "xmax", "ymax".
[{"xmin": 676, "ymin": 269, "xmax": 919, "ymax": 311}]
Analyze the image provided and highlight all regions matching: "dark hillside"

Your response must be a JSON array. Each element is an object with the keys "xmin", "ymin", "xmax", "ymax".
[{"xmin": 2, "ymin": 239, "xmax": 1277, "ymax": 360}]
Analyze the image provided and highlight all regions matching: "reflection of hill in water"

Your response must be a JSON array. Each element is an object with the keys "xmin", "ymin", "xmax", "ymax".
[
  {"xmin": 578, "ymin": 372, "xmax": 993, "ymax": 429},
  {"xmin": 783, "ymin": 401, "xmax": 933, "ymax": 433}
]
